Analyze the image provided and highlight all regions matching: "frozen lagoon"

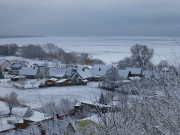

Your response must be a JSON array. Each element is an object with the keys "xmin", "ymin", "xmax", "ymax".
[{"xmin": 0, "ymin": 36, "xmax": 179, "ymax": 64}]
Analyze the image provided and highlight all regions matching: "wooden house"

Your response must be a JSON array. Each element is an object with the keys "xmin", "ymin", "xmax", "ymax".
[
  {"xmin": 70, "ymin": 68, "xmax": 93, "ymax": 83},
  {"xmin": 8, "ymin": 63, "xmax": 28, "ymax": 75},
  {"xmin": 126, "ymin": 67, "xmax": 142, "ymax": 77}
]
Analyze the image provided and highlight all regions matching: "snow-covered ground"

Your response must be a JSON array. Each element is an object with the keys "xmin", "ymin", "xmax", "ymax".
[
  {"xmin": 0, "ymin": 79, "xmax": 108, "ymax": 131},
  {"xmin": 0, "ymin": 56, "xmax": 63, "ymax": 67},
  {"xmin": 0, "ymin": 79, "xmax": 107, "ymax": 109},
  {"xmin": 0, "ymin": 36, "xmax": 180, "ymax": 63}
]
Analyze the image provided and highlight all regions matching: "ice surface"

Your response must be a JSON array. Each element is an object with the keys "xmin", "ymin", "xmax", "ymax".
[{"xmin": 0, "ymin": 36, "xmax": 179, "ymax": 64}]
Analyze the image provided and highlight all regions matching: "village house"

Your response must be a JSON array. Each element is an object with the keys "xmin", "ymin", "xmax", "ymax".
[
  {"xmin": 70, "ymin": 72, "xmax": 83, "ymax": 83},
  {"xmin": 0, "ymin": 59, "xmax": 11, "ymax": 71},
  {"xmin": 93, "ymin": 64, "xmax": 111, "ymax": 72},
  {"xmin": 19, "ymin": 67, "xmax": 40, "ymax": 79},
  {"xmin": 8, "ymin": 63, "xmax": 28, "ymax": 75},
  {"xmin": 0, "ymin": 114, "xmax": 80, "ymax": 135},
  {"xmin": 90, "ymin": 64, "xmax": 111, "ymax": 81},
  {"xmin": 48, "ymin": 67, "xmax": 68, "ymax": 79},
  {"xmin": 118, "ymin": 69, "xmax": 132, "ymax": 80},
  {"xmin": 126, "ymin": 67, "xmax": 142, "ymax": 77},
  {"xmin": 70, "ymin": 67, "xmax": 93, "ymax": 83},
  {"xmin": 38, "ymin": 66, "xmax": 49, "ymax": 78}
]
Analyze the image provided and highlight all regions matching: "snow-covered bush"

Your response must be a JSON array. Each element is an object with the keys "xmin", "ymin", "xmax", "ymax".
[
  {"xmin": 41, "ymin": 98, "xmax": 77, "ymax": 116},
  {"xmin": 4, "ymin": 91, "xmax": 19, "ymax": 116},
  {"xmin": 84, "ymin": 61, "xmax": 180, "ymax": 135},
  {"xmin": 23, "ymin": 106, "xmax": 34, "ymax": 118}
]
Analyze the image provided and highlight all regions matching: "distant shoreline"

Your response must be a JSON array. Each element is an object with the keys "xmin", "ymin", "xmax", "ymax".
[{"xmin": 0, "ymin": 35, "xmax": 41, "ymax": 39}]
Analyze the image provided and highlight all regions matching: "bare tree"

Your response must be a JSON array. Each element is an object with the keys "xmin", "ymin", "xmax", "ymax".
[
  {"xmin": 104, "ymin": 66, "xmax": 120, "ymax": 83},
  {"xmin": 0, "ymin": 44, "xmax": 18, "ymax": 56},
  {"xmin": 158, "ymin": 60, "xmax": 170, "ymax": 70},
  {"xmin": 131, "ymin": 44, "xmax": 154, "ymax": 67},
  {"xmin": 117, "ymin": 57, "xmax": 138, "ymax": 69},
  {"xmin": 21, "ymin": 44, "xmax": 46, "ymax": 59},
  {"xmin": 101, "ymin": 66, "xmax": 120, "ymax": 91},
  {"xmin": 4, "ymin": 91, "xmax": 19, "ymax": 116}
]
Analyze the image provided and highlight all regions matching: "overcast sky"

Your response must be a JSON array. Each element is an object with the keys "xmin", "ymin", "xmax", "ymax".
[{"xmin": 0, "ymin": 0, "xmax": 180, "ymax": 36}]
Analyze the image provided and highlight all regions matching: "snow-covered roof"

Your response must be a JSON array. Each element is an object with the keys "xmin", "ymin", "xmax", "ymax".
[
  {"xmin": 123, "ymin": 80, "xmax": 131, "ymax": 83},
  {"xmin": 48, "ymin": 78, "xmax": 58, "ymax": 81},
  {"xmin": 11, "ymin": 76, "xmax": 26, "ymax": 79},
  {"xmin": 65, "ymin": 67, "xmax": 73, "ymax": 76},
  {"xmin": 90, "ymin": 68, "xmax": 107, "ymax": 77},
  {"xmin": 55, "ymin": 79, "xmax": 68, "ymax": 83},
  {"xmin": 93, "ymin": 64, "xmax": 111, "ymax": 70},
  {"xmin": 0, "ymin": 59, "xmax": 7, "ymax": 65},
  {"xmin": 77, "ymin": 68, "xmax": 93, "ymax": 79},
  {"xmin": 74, "ymin": 101, "xmax": 81, "ymax": 107},
  {"xmin": 11, "ymin": 63, "xmax": 26, "ymax": 68},
  {"xmin": 118, "ymin": 70, "xmax": 130, "ymax": 78},
  {"xmin": 19, "ymin": 67, "xmax": 39, "ymax": 76},
  {"xmin": 126, "ymin": 67, "xmax": 142, "ymax": 74},
  {"xmin": 2, "ymin": 116, "xmax": 80, "ymax": 135},
  {"xmin": 48, "ymin": 67, "xmax": 67, "ymax": 77},
  {"xmin": 129, "ymin": 76, "xmax": 141, "ymax": 80},
  {"xmin": 143, "ymin": 70, "xmax": 160, "ymax": 79}
]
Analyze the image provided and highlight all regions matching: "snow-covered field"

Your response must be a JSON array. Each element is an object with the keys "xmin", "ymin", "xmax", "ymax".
[
  {"xmin": 0, "ymin": 36, "xmax": 180, "ymax": 63},
  {"xmin": 0, "ymin": 56, "xmax": 62, "ymax": 67},
  {"xmin": 0, "ymin": 79, "xmax": 106, "ymax": 109}
]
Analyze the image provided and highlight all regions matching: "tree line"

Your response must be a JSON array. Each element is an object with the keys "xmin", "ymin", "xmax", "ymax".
[{"xmin": 0, "ymin": 43, "xmax": 104, "ymax": 65}]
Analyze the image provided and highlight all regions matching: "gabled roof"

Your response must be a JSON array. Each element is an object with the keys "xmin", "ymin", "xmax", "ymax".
[
  {"xmin": 77, "ymin": 68, "xmax": 93, "ymax": 79},
  {"xmin": 93, "ymin": 64, "xmax": 111, "ymax": 70},
  {"xmin": 118, "ymin": 70, "xmax": 130, "ymax": 78},
  {"xmin": 11, "ymin": 63, "xmax": 26, "ymax": 68},
  {"xmin": 143, "ymin": 70, "xmax": 160, "ymax": 79},
  {"xmin": 19, "ymin": 67, "xmax": 39, "ymax": 76},
  {"xmin": 0, "ymin": 59, "xmax": 7, "ymax": 65},
  {"xmin": 126, "ymin": 67, "xmax": 142, "ymax": 74},
  {"xmin": 90, "ymin": 68, "xmax": 107, "ymax": 77},
  {"xmin": 90, "ymin": 64, "xmax": 111, "ymax": 77},
  {"xmin": 48, "ymin": 67, "xmax": 67, "ymax": 78}
]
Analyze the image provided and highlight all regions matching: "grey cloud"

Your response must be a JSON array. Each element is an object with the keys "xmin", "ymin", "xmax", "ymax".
[{"xmin": 0, "ymin": 0, "xmax": 180, "ymax": 36}]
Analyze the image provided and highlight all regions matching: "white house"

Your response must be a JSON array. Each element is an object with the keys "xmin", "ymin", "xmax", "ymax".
[
  {"xmin": 90, "ymin": 64, "xmax": 111, "ymax": 80},
  {"xmin": 19, "ymin": 67, "xmax": 40, "ymax": 79},
  {"xmin": 0, "ymin": 59, "xmax": 11, "ymax": 71},
  {"xmin": 48, "ymin": 67, "xmax": 67, "ymax": 79}
]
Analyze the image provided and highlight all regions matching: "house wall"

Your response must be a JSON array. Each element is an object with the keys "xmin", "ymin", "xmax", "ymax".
[
  {"xmin": 8, "ymin": 70, "xmax": 19, "ymax": 75},
  {"xmin": 1, "ymin": 61, "xmax": 11, "ymax": 71},
  {"xmin": 70, "ymin": 72, "xmax": 82, "ymax": 83}
]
